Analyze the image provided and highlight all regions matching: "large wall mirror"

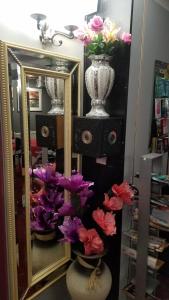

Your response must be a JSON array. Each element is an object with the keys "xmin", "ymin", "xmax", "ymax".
[{"xmin": 0, "ymin": 41, "xmax": 80, "ymax": 299}]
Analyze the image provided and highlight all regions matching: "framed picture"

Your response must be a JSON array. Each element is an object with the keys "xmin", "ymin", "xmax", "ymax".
[
  {"xmin": 27, "ymin": 75, "xmax": 42, "ymax": 88},
  {"xmin": 27, "ymin": 88, "xmax": 42, "ymax": 112}
]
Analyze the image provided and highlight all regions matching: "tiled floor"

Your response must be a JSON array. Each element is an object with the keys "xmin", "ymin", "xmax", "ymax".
[
  {"xmin": 156, "ymin": 274, "xmax": 169, "ymax": 300},
  {"xmin": 36, "ymin": 276, "xmax": 71, "ymax": 300}
]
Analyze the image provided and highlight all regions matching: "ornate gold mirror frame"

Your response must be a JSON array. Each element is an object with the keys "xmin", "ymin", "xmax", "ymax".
[{"xmin": 0, "ymin": 41, "xmax": 80, "ymax": 299}]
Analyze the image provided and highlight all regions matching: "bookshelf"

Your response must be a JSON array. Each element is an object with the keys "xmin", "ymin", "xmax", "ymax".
[
  {"xmin": 121, "ymin": 153, "xmax": 169, "ymax": 300},
  {"xmin": 151, "ymin": 60, "xmax": 169, "ymax": 154}
]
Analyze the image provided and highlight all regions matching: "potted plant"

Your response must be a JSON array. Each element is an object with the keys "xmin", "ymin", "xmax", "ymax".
[
  {"xmin": 57, "ymin": 171, "xmax": 135, "ymax": 300},
  {"xmin": 75, "ymin": 15, "xmax": 132, "ymax": 117},
  {"xmin": 29, "ymin": 163, "xmax": 135, "ymax": 300}
]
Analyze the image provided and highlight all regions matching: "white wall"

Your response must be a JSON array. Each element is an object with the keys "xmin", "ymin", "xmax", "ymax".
[
  {"xmin": 0, "ymin": 6, "xmax": 84, "ymax": 107},
  {"xmin": 100, "ymin": 0, "xmax": 132, "ymax": 32},
  {"xmin": 0, "ymin": 16, "xmax": 84, "ymax": 58}
]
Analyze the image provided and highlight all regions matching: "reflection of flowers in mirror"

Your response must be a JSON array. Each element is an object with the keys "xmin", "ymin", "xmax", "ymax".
[
  {"xmin": 30, "ymin": 164, "xmax": 64, "ymax": 238},
  {"xmin": 29, "ymin": 164, "xmax": 94, "ymax": 241}
]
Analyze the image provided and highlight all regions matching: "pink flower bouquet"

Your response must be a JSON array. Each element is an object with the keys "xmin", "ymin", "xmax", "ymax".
[{"xmin": 75, "ymin": 15, "xmax": 132, "ymax": 57}]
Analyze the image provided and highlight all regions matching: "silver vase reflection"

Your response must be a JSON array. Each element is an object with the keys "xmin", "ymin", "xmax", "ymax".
[{"xmin": 45, "ymin": 62, "xmax": 68, "ymax": 115}]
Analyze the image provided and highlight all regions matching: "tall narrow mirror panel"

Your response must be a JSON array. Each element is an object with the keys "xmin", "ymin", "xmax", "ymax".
[
  {"xmin": 0, "ymin": 41, "xmax": 80, "ymax": 300},
  {"xmin": 8, "ymin": 52, "xmax": 28, "ymax": 298}
]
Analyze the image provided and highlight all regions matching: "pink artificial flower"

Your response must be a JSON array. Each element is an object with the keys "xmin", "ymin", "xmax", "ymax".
[
  {"xmin": 89, "ymin": 15, "xmax": 104, "ymax": 32},
  {"xmin": 121, "ymin": 32, "xmax": 132, "ymax": 44},
  {"xmin": 82, "ymin": 36, "xmax": 92, "ymax": 46},
  {"xmin": 104, "ymin": 212, "xmax": 116, "ymax": 235},
  {"xmin": 92, "ymin": 208, "xmax": 116, "ymax": 236},
  {"xmin": 112, "ymin": 181, "xmax": 134, "ymax": 205},
  {"xmin": 78, "ymin": 227, "xmax": 104, "ymax": 255},
  {"xmin": 74, "ymin": 29, "xmax": 92, "ymax": 46},
  {"xmin": 103, "ymin": 193, "xmax": 123, "ymax": 211},
  {"xmin": 74, "ymin": 29, "xmax": 85, "ymax": 40}
]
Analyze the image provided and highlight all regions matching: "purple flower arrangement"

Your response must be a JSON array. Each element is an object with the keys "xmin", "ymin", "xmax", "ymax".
[
  {"xmin": 30, "ymin": 163, "xmax": 64, "ymax": 233},
  {"xmin": 30, "ymin": 163, "xmax": 134, "ymax": 255},
  {"xmin": 30, "ymin": 164, "xmax": 93, "ymax": 236}
]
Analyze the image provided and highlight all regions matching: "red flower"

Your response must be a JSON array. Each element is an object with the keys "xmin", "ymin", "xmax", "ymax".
[
  {"xmin": 112, "ymin": 181, "xmax": 134, "ymax": 205},
  {"xmin": 103, "ymin": 193, "xmax": 123, "ymax": 211},
  {"xmin": 78, "ymin": 227, "xmax": 104, "ymax": 255},
  {"xmin": 92, "ymin": 208, "xmax": 116, "ymax": 236}
]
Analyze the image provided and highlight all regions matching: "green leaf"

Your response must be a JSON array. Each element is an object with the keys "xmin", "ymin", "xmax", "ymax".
[{"xmin": 85, "ymin": 35, "xmax": 124, "ymax": 57}]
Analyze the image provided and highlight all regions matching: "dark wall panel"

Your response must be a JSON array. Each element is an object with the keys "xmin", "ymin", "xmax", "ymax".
[{"xmin": 82, "ymin": 1, "xmax": 133, "ymax": 299}]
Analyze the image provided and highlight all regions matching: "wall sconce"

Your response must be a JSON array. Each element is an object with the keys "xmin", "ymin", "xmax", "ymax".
[{"xmin": 31, "ymin": 13, "xmax": 78, "ymax": 46}]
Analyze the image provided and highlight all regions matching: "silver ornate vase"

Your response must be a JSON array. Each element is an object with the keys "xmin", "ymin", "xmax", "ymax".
[
  {"xmin": 45, "ymin": 62, "xmax": 68, "ymax": 115},
  {"xmin": 85, "ymin": 54, "xmax": 115, "ymax": 117}
]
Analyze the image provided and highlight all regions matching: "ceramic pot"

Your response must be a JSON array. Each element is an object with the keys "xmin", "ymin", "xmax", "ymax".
[
  {"xmin": 66, "ymin": 252, "xmax": 112, "ymax": 300},
  {"xmin": 85, "ymin": 54, "xmax": 115, "ymax": 117},
  {"xmin": 33, "ymin": 229, "xmax": 56, "ymax": 241}
]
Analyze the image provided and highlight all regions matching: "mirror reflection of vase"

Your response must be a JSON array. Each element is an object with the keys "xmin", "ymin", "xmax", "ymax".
[
  {"xmin": 45, "ymin": 62, "xmax": 69, "ymax": 115},
  {"xmin": 33, "ymin": 230, "xmax": 56, "ymax": 241}
]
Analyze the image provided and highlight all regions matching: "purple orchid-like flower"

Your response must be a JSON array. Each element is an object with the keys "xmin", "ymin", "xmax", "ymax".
[
  {"xmin": 78, "ymin": 188, "xmax": 94, "ymax": 207},
  {"xmin": 58, "ymin": 202, "xmax": 75, "ymax": 216},
  {"xmin": 58, "ymin": 217, "xmax": 82, "ymax": 243},
  {"xmin": 37, "ymin": 190, "xmax": 64, "ymax": 211},
  {"xmin": 45, "ymin": 190, "xmax": 64, "ymax": 208},
  {"xmin": 31, "ymin": 205, "xmax": 59, "ymax": 231},
  {"xmin": 31, "ymin": 164, "xmax": 62, "ymax": 185},
  {"xmin": 59, "ymin": 172, "xmax": 94, "ymax": 193},
  {"xmin": 31, "ymin": 220, "xmax": 45, "ymax": 232}
]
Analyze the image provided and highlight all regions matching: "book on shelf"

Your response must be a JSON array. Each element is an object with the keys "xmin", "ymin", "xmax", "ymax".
[
  {"xmin": 150, "ymin": 215, "xmax": 169, "ymax": 229},
  {"xmin": 122, "ymin": 246, "xmax": 165, "ymax": 270},
  {"xmin": 151, "ymin": 174, "xmax": 169, "ymax": 185},
  {"xmin": 151, "ymin": 198, "xmax": 169, "ymax": 208},
  {"xmin": 123, "ymin": 280, "xmax": 160, "ymax": 300},
  {"xmin": 123, "ymin": 229, "xmax": 168, "ymax": 252},
  {"xmin": 151, "ymin": 207, "xmax": 169, "ymax": 223},
  {"xmin": 151, "ymin": 182, "xmax": 163, "ymax": 194},
  {"xmin": 133, "ymin": 207, "xmax": 169, "ymax": 231},
  {"xmin": 151, "ymin": 193, "xmax": 169, "ymax": 200}
]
